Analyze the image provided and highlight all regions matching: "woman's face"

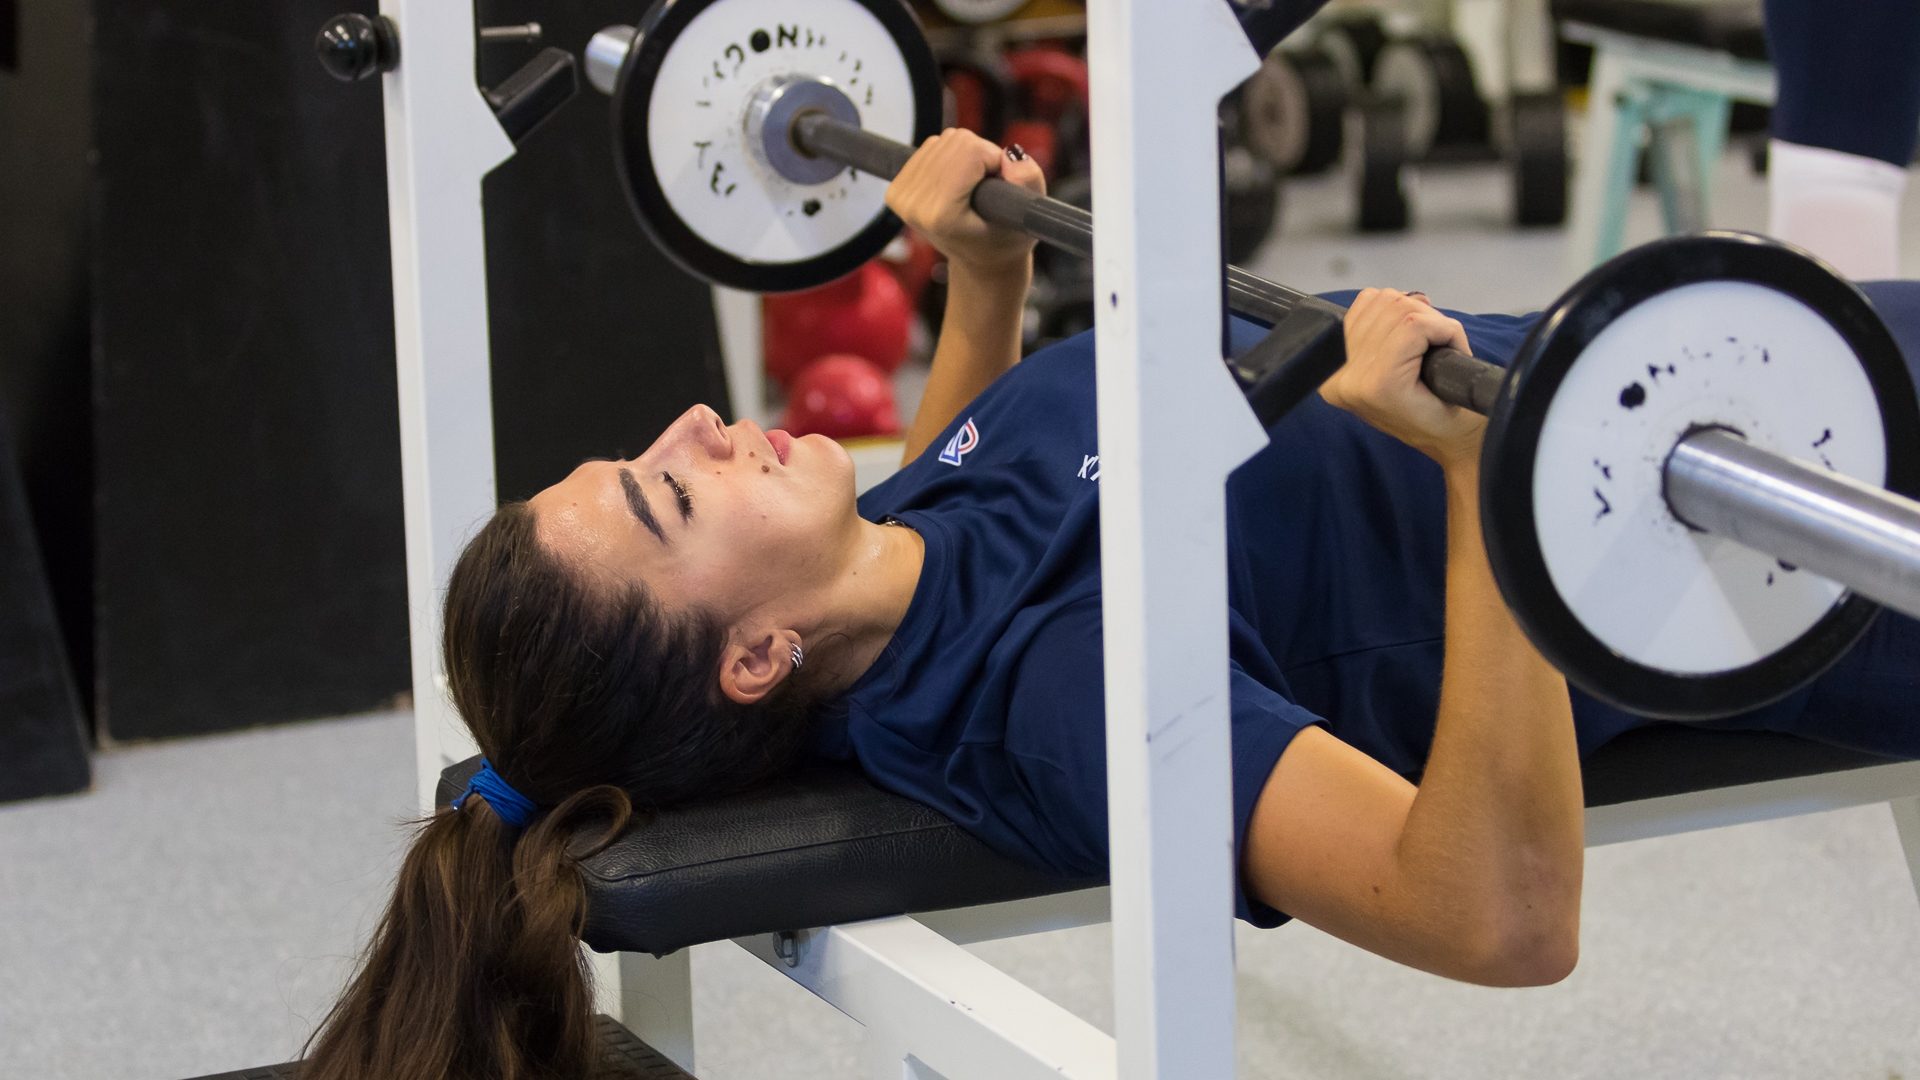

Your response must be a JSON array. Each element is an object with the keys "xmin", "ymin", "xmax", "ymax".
[{"xmin": 528, "ymin": 404, "xmax": 858, "ymax": 620}]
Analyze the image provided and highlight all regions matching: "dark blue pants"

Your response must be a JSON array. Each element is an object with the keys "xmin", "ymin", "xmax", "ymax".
[{"xmin": 1767, "ymin": 0, "xmax": 1920, "ymax": 165}]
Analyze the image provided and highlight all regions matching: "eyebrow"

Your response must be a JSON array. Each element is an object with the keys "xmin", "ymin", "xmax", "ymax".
[{"xmin": 618, "ymin": 468, "xmax": 667, "ymax": 545}]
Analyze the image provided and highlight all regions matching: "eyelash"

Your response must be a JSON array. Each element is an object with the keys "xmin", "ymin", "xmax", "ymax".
[{"xmin": 663, "ymin": 472, "xmax": 693, "ymax": 519}]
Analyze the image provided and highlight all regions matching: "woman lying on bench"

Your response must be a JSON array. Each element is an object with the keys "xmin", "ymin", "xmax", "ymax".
[{"xmin": 302, "ymin": 132, "xmax": 1920, "ymax": 1077}]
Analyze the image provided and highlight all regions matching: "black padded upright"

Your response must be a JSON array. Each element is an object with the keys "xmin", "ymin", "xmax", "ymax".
[
  {"xmin": 178, "ymin": 1014, "xmax": 695, "ymax": 1079},
  {"xmin": 90, "ymin": 0, "xmax": 410, "ymax": 739},
  {"xmin": 0, "ymin": 405, "xmax": 89, "ymax": 803},
  {"xmin": 441, "ymin": 728, "xmax": 1901, "ymax": 957}
]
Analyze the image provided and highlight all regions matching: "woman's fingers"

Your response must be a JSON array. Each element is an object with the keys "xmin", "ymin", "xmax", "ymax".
[
  {"xmin": 1000, "ymin": 147, "xmax": 1047, "ymax": 195},
  {"xmin": 883, "ymin": 127, "xmax": 1044, "ymax": 268}
]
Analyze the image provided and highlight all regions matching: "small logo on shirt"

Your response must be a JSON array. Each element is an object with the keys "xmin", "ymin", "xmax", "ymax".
[
  {"xmin": 939, "ymin": 418, "xmax": 980, "ymax": 466},
  {"xmin": 1077, "ymin": 454, "xmax": 1101, "ymax": 481}
]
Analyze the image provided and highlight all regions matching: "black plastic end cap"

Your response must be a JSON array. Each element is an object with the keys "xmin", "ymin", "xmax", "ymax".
[{"xmin": 315, "ymin": 13, "xmax": 399, "ymax": 82}]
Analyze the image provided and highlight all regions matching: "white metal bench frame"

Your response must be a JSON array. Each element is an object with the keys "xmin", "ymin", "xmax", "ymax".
[{"xmin": 368, "ymin": 2, "xmax": 1920, "ymax": 1077}]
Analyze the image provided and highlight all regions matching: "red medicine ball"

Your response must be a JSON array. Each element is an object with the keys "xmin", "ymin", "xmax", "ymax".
[
  {"xmin": 763, "ymin": 261, "xmax": 913, "ymax": 385},
  {"xmin": 780, "ymin": 354, "xmax": 902, "ymax": 440}
]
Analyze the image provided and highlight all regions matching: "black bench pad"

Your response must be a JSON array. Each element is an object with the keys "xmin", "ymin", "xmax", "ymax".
[
  {"xmin": 1553, "ymin": 0, "xmax": 1768, "ymax": 61},
  {"xmin": 440, "ymin": 726, "xmax": 1899, "ymax": 957},
  {"xmin": 438, "ymin": 758, "xmax": 1096, "ymax": 957}
]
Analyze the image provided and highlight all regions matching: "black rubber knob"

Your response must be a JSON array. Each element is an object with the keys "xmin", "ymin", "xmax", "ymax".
[{"xmin": 315, "ymin": 13, "xmax": 399, "ymax": 82}]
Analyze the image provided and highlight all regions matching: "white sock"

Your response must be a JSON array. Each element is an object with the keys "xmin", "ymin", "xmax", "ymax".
[{"xmin": 1768, "ymin": 138, "xmax": 1910, "ymax": 280}]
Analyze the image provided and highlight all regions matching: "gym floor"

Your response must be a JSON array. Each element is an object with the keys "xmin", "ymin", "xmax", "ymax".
[{"xmin": 6, "ymin": 153, "xmax": 1919, "ymax": 1080}]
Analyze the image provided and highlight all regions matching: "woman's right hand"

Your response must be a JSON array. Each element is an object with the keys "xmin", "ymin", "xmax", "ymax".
[
  {"xmin": 1319, "ymin": 288, "xmax": 1486, "ymax": 469},
  {"xmin": 884, "ymin": 128, "xmax": 1046, "ymax": 273}
]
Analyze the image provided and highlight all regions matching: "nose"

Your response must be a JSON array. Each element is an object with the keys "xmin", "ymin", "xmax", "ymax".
[{"xmin": 668, "ymin": 404, "xmax": 732, "ymax": 460}]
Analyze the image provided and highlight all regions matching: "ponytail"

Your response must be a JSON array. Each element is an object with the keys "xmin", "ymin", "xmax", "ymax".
[
  {"xmin": 305, "ymin": 499, "xmax": 828, "ymax": 1075},
  {"xmin": 300, "ymin": 785, "xmax": 635, "ymax": 1080}
]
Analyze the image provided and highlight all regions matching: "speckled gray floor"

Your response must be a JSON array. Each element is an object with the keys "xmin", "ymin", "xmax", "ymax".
[{"xmin": 4, "ymin": 148, "xmax": 1919, "ymax": 1080}]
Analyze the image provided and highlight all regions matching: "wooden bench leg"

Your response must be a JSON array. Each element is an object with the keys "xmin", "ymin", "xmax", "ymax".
[{"xmin": 1891, "ymin": 796, "xmax": 1920, "ymax": 906}]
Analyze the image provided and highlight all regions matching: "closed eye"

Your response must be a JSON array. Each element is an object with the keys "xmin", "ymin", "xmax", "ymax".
[{"xmin": 663, "ymin": 472, "xmax": 693, "ymax": 521}]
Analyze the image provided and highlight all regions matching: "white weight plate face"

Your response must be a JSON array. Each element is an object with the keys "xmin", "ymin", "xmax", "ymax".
[
  {"xmin": 933, "ymin": 0, "xmax": 1028, "ymax": 23},
  {"xmin": 1530, "ymin": 280, "xmax": 1887, "ymax": 675},
  {"xmin": 646, "ymin": 0, "xmax": 918, "ymax": 268}
]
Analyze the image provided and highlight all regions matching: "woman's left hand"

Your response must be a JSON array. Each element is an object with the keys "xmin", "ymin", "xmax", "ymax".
[
  {"xmin": 1320, "ymin": 288, "xmax": 1486, "ymax": 469},
  {"xmin": 885, "ymin": 129, "xmax": 1046, "ymax": 272}
]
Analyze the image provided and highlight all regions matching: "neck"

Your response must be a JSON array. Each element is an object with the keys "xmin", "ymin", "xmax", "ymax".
[{"xmin": 795, "ymin": 517, "xmax": 925, "ymax": 697}]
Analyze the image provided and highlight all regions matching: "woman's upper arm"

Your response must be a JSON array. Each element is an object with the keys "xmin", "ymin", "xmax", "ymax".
[{"xmin": 1242, "ymin": 724, "xmax": 1487, "ymax": 979}]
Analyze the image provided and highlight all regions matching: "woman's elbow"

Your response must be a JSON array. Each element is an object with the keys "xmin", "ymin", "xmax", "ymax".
[{"xmin": 1459, "ymin": 911, "xmax": 1580, "ymax": 987}]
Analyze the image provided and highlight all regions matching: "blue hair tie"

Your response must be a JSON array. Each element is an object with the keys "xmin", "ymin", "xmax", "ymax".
[{"xmin": 453, "ymin": 759, "xmax": 539, "ymax": 828}]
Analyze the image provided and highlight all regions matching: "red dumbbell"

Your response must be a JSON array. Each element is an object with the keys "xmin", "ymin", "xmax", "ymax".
[
  {"xmin": 780, "ymin": 354, "xmax": 902, "ymax": 440},
  {"xmin": 763, "ymin": 260, "xmax": 914, "ymax": 385}
]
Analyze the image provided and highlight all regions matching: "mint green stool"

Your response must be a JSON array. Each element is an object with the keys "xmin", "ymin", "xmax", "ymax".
[{"xmin": 1562, "ymin": 21, "xmax": 1775, "ymax": 273}]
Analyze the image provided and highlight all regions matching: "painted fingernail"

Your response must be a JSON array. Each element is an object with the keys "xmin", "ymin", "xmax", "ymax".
[{"xmin": 1005, "ymin": 143, "xmax": 1027, "ymax": 162}]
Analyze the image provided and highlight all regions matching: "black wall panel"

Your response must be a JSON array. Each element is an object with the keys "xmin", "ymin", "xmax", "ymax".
[
  {"xmin": 87, "ymin": 1, "xmax": 726, "ymax": 740},
  {"xmin": 91, "ymin": 1, "xmax": 409, "ymax": 739},
  {"xmin": 0, "ymin": 0, "xmax": 94, "ymax": 721},
  {"xmin": 0, "ymin": 407, "xmax": 89, "ymax": 803},
  {"xmin": 476, "ymin": 7, "xmax": 730, "ymax": 501}
]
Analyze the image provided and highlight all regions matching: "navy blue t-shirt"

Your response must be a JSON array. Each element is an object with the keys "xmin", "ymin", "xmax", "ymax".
[{"xmin": 814, "ymin": 286, "xmax": 1920, "ymax": 927}]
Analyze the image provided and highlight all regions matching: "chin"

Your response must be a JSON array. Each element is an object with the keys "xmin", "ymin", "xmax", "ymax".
[{"xmin": 807, "ymin": 433, "xmax": 857, "ymax": 483}]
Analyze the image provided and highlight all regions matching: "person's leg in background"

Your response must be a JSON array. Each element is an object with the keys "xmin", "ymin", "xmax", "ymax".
[{"xmin": 1765, "ymin": 0, "xmax": 1920, "ymax": 279}]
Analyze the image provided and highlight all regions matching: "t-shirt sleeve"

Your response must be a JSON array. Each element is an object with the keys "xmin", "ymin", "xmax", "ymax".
[{"xmin": 1000, "ymin": 602, "xmax": 1325, "ymax": 927}]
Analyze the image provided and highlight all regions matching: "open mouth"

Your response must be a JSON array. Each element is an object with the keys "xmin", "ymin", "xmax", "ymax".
[{"xmin": 767, "ymin": 428, "xmax": 793, "ymax": 466}]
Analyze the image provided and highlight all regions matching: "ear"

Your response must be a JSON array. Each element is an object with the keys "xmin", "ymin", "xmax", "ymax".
[{"xmin": 717, "ymin": 628, "xmax": 801, "ymax": 706}]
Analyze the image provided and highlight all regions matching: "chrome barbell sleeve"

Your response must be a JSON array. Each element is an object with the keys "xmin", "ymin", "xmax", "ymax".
[{"xmin": 1666, "ymin": 427, "xmax": 1920, "ymax": 620}]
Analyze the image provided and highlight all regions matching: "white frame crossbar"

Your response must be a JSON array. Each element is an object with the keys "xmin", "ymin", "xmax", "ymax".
[{"xmin": 369, "ymin": 3, "xmax": 1920, "ymax": 1078}]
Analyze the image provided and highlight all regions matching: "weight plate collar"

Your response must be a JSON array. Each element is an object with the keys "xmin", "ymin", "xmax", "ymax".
[
  {"xmin": 1482, "ymin": 232, "xmax": 1920, "ymax": 719},
  {"xmin": 611, "ymin": 0, "xmax": 941, "ymax": 292}
]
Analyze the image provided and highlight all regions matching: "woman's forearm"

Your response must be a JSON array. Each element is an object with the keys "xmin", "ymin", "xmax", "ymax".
[
  {"xmin": 1393, "ymin": 459, "xmax": 1584, "ymax": 980},
  {"xmin": 901, "ymin": 257, "xmax": 1031, "ymax": 463}
]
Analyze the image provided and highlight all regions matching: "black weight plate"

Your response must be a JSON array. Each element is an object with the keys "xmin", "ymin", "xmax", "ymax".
[
  {"xmin": 1317, "ymin": 12, "xmax": 1388, "ymax": 89},
  {"xmin": 1224, "ymin": 144, "xmax": 1281, "ymax": 263},
  {"xmin": 1370, "ymin": 36, "xmax": 1488, "ymax": 159},
  {"xmin": 612, "ymin": 0, "xmax": 943, "ymax": 292},
  {"xmin": 1290, "ymin": 46, "xmax": 1348, "ymax": 176},
  {"xmin": 1356, "ymin": 94, "xmax": 1409, "ymax": 232},
  {"xmin": 1481, "ymin": 233, "xmax": 1920, "ymax": 719},
  {"xmin": 1510, "ymin": 90, "xmax": 1567, "ymax": 227}
]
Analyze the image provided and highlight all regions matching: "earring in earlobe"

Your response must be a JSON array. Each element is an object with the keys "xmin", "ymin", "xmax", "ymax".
[{"xmin": 790, "ymin": 643, "xmax": 805, "ymax": 672}]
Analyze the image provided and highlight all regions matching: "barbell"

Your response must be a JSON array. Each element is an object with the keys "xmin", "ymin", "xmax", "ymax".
[{"xmin": 581, "ymin": 0, "xmax": 1920, "ymax": 720}]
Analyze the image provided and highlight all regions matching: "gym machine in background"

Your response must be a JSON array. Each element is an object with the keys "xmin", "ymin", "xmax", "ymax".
[{"xmin": 1230, "ymin": 0, "xmax": 1568, "ymax": 232}]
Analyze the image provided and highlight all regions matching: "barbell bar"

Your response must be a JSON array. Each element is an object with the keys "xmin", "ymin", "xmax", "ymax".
[{"xmin": 739, "ymin": 78, "xmax": 1920, "ymax": 617}]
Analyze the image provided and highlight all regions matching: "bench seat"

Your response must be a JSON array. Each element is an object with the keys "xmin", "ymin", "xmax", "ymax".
[{"xmin": 439, "ymin": 726, "xmax": 1897, "ymax": 957}]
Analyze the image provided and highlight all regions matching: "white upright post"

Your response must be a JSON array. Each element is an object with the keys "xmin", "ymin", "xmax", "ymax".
[
  {"xmin": 1890, "ymin": 796, "xmax": 1920, "ymax": 906},
  {"xmin": 376, "ymin": 0, "xmax": 515, "ymax": 814},
  {"xmin": 1085, "ymin": 4, "xmax": 1265, "ymax": 1079}
]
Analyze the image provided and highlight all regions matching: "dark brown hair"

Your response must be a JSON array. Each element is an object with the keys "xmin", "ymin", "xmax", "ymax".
[{"xmin": 301, "ymin": 502, "xmax": 823, "ymax": 1078}]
